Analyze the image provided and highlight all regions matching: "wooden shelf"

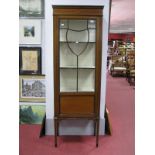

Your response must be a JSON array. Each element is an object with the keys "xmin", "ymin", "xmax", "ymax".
[
  {"xmin": 59, "ymin": 28, "xmax": 96, "ymax": 30},
  {"xmin": 60, "ymin": 66, "xmax": 95, "ymax": 69},
  {"xmin": 59, "ymin": 41, "xmax": 96, "ymax": 43}
]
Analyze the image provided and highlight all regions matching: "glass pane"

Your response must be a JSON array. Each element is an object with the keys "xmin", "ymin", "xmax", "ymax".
[
  {"xmin": 66, "ymin": 42, "xmax": 88, "ymax": 56},
  {"xmin": 78, "ymin": 69, "xmax": 95, "ymax": 92},
  {"xmin": 68, "ymin": 20, "xmax": 87, "ymax": 30},
  {"xmin": 78, "ymin": 43, "xmax": 95, "ymax": 68},
  {"xmin": 60, "ymin": 29, "xmax": 67, "ymax": 42},
  {"xmin": 89, "ymin": 29, "xmax": 96, "ymax": 42},
  {"xmin": 60, "ymin": 69, "xmax": 77, "ymax": 92},
  {"xmin": 60, "ymin": 43, "xmax": 77, "ymax": 67},
  {"xmin": 66, "ymin": 30, "xmax": 89, "ymax": 42}
]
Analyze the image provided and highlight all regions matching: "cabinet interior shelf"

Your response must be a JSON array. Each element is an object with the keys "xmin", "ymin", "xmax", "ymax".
[
  {"xmin": 60, "ymin": 92, "xmax": 95, "ymax": 95},
  {"xmin": 60, "ymin": 67, "xmax": 95, "ymax": 69},
  {"xmin": 60, "ymin": 90, "xmax": 95, "ymax": 93},
  {"xmin": 60, "ymin": 28, "xmax": 96, "ymax": 30},
  {"xmin": 60, "ymin": 41, "xmax": 96, "ymax": 43}
]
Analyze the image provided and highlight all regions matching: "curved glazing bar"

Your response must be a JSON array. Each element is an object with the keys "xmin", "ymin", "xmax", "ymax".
[{"xmin": 66, "ymin": 20, "xmax": 89, "ymax": 56}]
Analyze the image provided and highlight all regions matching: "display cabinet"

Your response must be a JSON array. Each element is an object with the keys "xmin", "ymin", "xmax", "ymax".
[{"xmin": 53, "ymin": 6, "xmax": 103, "ymax": 147}]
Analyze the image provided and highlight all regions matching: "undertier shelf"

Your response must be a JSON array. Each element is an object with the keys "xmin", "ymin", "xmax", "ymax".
[{"xmin": 60, "ymin": 67, "xmax": 95, "ymax": 69}]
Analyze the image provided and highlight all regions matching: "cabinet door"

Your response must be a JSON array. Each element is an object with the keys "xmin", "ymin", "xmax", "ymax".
[
  {"xmin": 54, "ymin": 14, "xmax": 102, "ymax": 116},
  {"xmin": 59, "ymin": 19, "xmax": 96, "ymax": 92}
]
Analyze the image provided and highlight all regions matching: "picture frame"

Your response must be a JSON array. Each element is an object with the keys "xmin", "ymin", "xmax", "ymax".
[
  {"xmin": 19, "ymin": 0, "xmax": 44, "ymax": 18},
  {"xmin": 19, "ymin": 105, "xmax": 45, "ymax": 124},
  {"xmin": 19, "ymin": 47, "xmax": 42, "ymax": 75},
  {"xmin": 19, "ymin": 75, "xmax": 46, "ymax": 102},
  {"xmin": 19, "ymin": 19, "xmax": 42, "ymax": 45}
]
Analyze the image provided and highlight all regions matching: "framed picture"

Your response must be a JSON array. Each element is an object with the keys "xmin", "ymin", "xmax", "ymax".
[
  {"xmin": 19, "ymin": 19, "xmax": 41, "ymax": 44},
  {"xmin": 19, "ymin": 105, "xmax": 45, "ymax": 124},
  {"xmin": 19, "ymin": 0, "xmax": 44, "ymax": 18},
  {"xmin": 19, "ymin": 75, "xmax": 46, "ymax": 102},
  {"xmin": 19, "ymin": 47, "xmax": 42, "ymax": 75}
]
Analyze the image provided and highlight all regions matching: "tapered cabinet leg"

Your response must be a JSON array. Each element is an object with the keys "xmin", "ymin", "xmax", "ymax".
[
  {"xmin": 94, "ymin": 120, "xmax": 96, "ymax": 136},
  {"xmin": 96, "ymin": 119, "xmax": 99, "ymax": 147},
  {"xmin": 57, "ymin": 120, "xmax": 59, "ymax": 136},
  {"xmin": 54, "ymin": 118, "xmax": 58, "ymax": 147}
]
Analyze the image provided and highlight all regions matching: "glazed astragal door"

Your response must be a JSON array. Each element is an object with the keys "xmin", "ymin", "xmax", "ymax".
[
  {"xmin": 53, "ymin": 12, "xmax": 102, "ymax": 117},
  {"xmin": 59, "ymin": 19, "xmax": 96, "ymax": 93}
]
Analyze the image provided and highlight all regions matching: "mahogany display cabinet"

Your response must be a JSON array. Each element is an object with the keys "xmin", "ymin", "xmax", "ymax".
[{"xmin": 53, "ymin": 6, "xmax": 103, "ymax": 147}]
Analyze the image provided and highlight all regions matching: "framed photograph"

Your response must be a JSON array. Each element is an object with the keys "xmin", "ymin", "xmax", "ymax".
[
  {"xmin": 19, "ymin": 105, "xmax": 45, "ymax": 124},
  {"xmin": 19, "ymin": 47, "xmax": 42, "ymax": 75},
  {"xmin": 19, "ymin": 0, "xmax": 44, "ymax": 18},
  {"xmin": 19, "ymin": 75, "xmax": 46, "ymax": 102},
  {"xmin": 19, "ymin": 19, "xmax": 41, "ymax": 44}
]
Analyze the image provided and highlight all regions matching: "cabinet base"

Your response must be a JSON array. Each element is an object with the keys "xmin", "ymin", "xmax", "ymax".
[
  {"xmin": 54, "ymin": 117, "xmax": 100, "ymax": 147},
  {"xmin": 45, "ymin": 118, "xmax": 105, "ymax": 135}
]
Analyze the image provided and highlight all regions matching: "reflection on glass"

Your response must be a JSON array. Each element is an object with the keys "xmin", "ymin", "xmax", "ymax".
[
  {"xmin": 88, "ymin": 20, "xmax": 96, "ymax": 28},
  {"xmin": 59, "ymin": 20, "xmax": 68, "ymax": 29}
]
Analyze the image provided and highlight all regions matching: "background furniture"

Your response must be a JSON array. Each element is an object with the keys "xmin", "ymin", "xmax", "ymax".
[
  {"xmin": 110, "ymin": 55, "xmax": 127, "ymax": 76},
  {"xmin": 126, "ymin": 51, "xmax": 135, "ymax": 85}
]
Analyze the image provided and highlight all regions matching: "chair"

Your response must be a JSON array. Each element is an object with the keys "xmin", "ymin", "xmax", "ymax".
[
  {"xmin": 110, "ymin": 55, "xmax": 127, "ymax": 76},
  {"xmin": 126, "ymin": 58, "xmax": 135, "ymax": 85},
  {"xmin": 126, "ymin": 52, "xmax": 135, "ymax": 85}
]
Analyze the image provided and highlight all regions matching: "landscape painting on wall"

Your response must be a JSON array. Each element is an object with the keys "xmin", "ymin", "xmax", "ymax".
[
  {"xmin": 24, "ymin": 26, "xmax": 35, "ymax": 37},
  {"xmin": 19, "ymin": 105, "xmax": 45, "ymax": 124},
  {"xmin": 19, "ymin": 0, "xmax": 44, "ymax": 18},
  {"xmin": 19, "ymin": 19, "xmax": 42, "ymax": 45}
]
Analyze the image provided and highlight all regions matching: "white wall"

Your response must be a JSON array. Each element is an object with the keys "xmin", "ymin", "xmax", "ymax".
[
  {"xmin": 45, "ymin": 0, "xmax": 110, "ymax": 135},
  {"xmin": 19, "ymin": 19, "xmax": 46, "ymax": 106}
]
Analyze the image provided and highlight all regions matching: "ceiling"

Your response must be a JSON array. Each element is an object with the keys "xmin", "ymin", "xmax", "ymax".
[{"xmin": 110, "ymin": 0, "xmax": 135, "ymax": 33}]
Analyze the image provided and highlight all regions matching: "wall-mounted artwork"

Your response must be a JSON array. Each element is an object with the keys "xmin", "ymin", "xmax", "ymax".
[
  {"xmin": 19, "ymin": 0, "xmax": 44, "ymax": 18},
  {"xmin": 19, "ymin": 75, "xmax": 45, "ymax": 102},
  {"xmin": 19, "ymin": 19, "xmax": 41, "ymax": 44},
  {"xmin": 19, "ymin": 105, "xmax": 45, "ymax": 124},
  {"xmin": 19, "ymin": 47, "xmax": 42, "ymax": 75}
]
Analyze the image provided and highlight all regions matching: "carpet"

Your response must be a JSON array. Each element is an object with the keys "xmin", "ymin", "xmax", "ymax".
[{"xmin": 19, "ymin": 74, "xmax": 135, "ymax": 155}]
